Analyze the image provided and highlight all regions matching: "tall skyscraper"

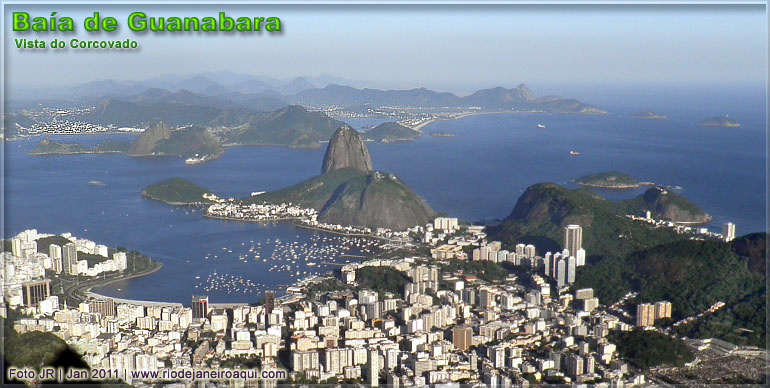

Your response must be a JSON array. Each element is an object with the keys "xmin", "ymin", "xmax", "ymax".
[
  {"xmin": 567, "ymin": 255, "xmax": 577, "ymax": 284},
  {"xmin": 654, "ymin": 301, "xmax": 672, "ymax": 319},
  {"xmin": 62, "ymin": 243, "xmax": 78, "ymax": 275},
  {"xmin": 722, "ymin": 222, "xmax": 736, "ymax": 242},
  {"xmin": 556, "ymin": 257, "xmax": 566, "ymax": 289},
  {"xmin": 50, "ymin": 244, "xmax": 63, "ymax": 274},
  {"xmin": 636, "ymin": 303, "xmax": 655, "ymax": 327},
  {"xmin": 22, "ymin": 279, "xmax": 51, "ymax": 307},
  {"xmin": 564, "ymin": 225, "xmax": 583, "ymax": 258},
  {"xmin": 367, "ymin": 349, "xmax": 380, "ymax": 387},
  {"xmin": 192, "ymin": 295, "xmax": 209, "ymax": 321},
  {"xmin": 452, "ymin": 325, "xmax": 473, "ymax": 351},
  {"xmin": 524, "ymin": 244, "xmax": 536, "ymax": 259},
  {"xmin": 264, "ymin": 290, "xmax": 275, "ymax": 315},
  {"xmin": 11, "ymin": 238, "xmax": 23, "ymax": 257}
]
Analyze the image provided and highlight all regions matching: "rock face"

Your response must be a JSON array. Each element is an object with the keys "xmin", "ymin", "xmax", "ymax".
[
  {"xmin": 129, "ymin": 122, "xmax": 172, "ymax": 155},
  {"xmin": 321, "ymin": 126, "xmax": 373, "ymax": 174}
]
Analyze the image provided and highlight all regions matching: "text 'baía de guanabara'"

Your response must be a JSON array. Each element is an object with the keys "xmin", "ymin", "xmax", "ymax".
[{"xmin": 12, "ymin": 12, "xmax": 281, "ymax": 32}]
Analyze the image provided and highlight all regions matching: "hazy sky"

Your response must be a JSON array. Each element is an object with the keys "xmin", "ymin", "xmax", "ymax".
[{"xmin": 4, "ymin": 4, "xmax": 767, "ymax": 93}]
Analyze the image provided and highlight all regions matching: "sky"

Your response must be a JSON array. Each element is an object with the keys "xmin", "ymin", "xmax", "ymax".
[{"xmin": 3, "ymin": 4, "xmax": 767, "ymax": 94}]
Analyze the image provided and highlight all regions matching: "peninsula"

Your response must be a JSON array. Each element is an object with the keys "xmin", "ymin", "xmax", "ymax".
[
  {"xmin": 144, "ymin": 125, "xmax": 436, "ymax": 233},
  {"xmin": 29, "ymin": 123, "xmax": 224, "ymax": 163}
]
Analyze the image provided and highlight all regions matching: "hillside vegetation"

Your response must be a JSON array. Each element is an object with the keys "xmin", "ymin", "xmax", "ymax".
[{"xmin": 142, "ymin": 178, "xmax": 215, "ymax": 205}]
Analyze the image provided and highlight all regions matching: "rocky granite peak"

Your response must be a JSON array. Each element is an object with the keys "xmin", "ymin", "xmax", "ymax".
[
  {"xmin": 321, "ymin": 125, "xmax": 373, "ymax": 175},
  {"xmin": 128, "ymin": 122, "xmax": 172, "ymax": 155}
]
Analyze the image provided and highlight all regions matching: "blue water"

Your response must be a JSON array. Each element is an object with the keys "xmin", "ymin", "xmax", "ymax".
[{"xmin": 4, "ymin": 99, "xmax": 766, "ymax": 303}]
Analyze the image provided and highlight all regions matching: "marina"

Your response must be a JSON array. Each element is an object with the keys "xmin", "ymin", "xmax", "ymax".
[{"xmin": 189, "ymin": 233, "xmax": 383, "ymax": 297}]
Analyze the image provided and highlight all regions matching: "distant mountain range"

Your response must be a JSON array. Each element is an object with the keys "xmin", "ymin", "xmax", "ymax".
[
  {"xmin": 9, "ymin": 71, "xmax": 604, "ymax": 115},
  {"xmin": 292, "ymin": 84, "xmax": 604, "ymax": 113},
  {"xmin": 10, "ymin": 71, "xmax": 377, "ymax": 102}
]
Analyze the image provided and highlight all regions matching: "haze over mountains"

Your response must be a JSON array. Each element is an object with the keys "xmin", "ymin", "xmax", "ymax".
[
  {"xmin": 8, "ymin": 71, "xmax": 604, "ymax": 115},
  {"xmin": 10, "ymin": 72, "xmax": 376, "ymax": 102}
]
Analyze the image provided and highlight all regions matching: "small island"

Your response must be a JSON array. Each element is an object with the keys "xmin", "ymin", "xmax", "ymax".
[
  {"xmin": 429, "ymin": 131, "xmax": 456, "ymax": 138},
  {"xmin": 141, "ymin": 178, "xmax": 216, "ymax": 205},
  {"xmin": 575, "ymin": 171, "xmax": 640, "ymax": 189},
  {"xmin": 633, "ymin": 111, "xmax": 667, "ymax": 120},
  {"xmin": 699, "ymin": 116, "xmax": 740, "ymax": 128},
  {"xmin": 362, "ymin": 122, "xmax": 421, "ymax": 143}
]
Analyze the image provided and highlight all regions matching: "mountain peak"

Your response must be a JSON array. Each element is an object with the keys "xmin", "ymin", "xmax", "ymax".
[
  {"xmin": 321, "ymin": 126, "xmax": 373, "ymax": 175},
  {"xmin": 514, "ymin": 84, "xmax": 535, "ymax": 101}
]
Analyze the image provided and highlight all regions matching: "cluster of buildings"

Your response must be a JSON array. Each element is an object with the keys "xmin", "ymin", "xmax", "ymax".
[
  {"xmin": 205, "ymin": 200, "xmax": 412, "ymax": 242},
  {"xmin": 11, "ymin": 293, "xmax": 287, "ymax": 385},
  {"xmin": 466, "ymin": 225, "xmax": 587, "ymax": 290},
  {"xmin": 2, "ymin": 230, "xmax": 128, "ymax": 309},
  {"xmin": 205, "ymin": 201, "xmax": 318, "ymax": 222},
  {"xmin": 284, "ymin": 254, "xmax": 644, "ymax": 386},
  {"xmin": 9, "ymin": 107, "xmax": 143, "ymax": 138},
  {"xmin": 2, "ymin": 218, "xmax": 729, "ymax": 387},
  {"xmin": 626, "ymin": 211, "xmax": 737, "ymax": 243}
]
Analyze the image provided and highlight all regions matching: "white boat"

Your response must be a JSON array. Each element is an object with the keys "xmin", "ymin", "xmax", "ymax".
[{"xmin": 536, "ymin": 124, "xmax": 546, "ymax": 129}]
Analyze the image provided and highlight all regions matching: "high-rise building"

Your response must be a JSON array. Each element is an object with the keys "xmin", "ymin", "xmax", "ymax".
[
  {"xmin": 50, "ymin": 244, "xmax": 63, "ymax": 274},
  {"xmin": 543, "ymin": 252, "xmax": 553, "ymax": 277},
  {"xmin": 636, "ymin": 303, "xmax": 655, "ymax": 327},
  {"xmin": 452, "ymin": 325, "xmax": 473, "ymax": 351},
  {"xmin": 62, "ymin": 243, "xmax": 78, "ymax": 275},
  {"xmin": 566, "ymin": 354, "xmax": 584, "ymax": 378},
  {"xmin": 433, "ymin": 217, "xmax": 459, "ymax": 231},
  {"xmin": 576, "ymin": 248, "xmax": 586, "ymax": 266},
  {"xmin": 11, "ymin": 238, "xmax": 23, "ymax": 257},
  {"xmin": 654, "ymin": 301, "xmax": 672, "ymax": 319},
  {"xmin": 567, "ymin": 255, "xmax": 577, "ymax": 284},
  {"xmin": 479, "ymin": 288, "xmax": 496, "ymax": 309},
  {"xmin": 556, "ymin": 257, "xmax": 566, "ymax": 289},
  {"xmin": 192, "ymin": 295, "xmax": 209, "ymax": 321},
  {"xmin": 564, "ymin": 225, "xmax": 583, "ymax": 258},
  {"xmin": 264, "ymin": 290, "xmax": 275, "ymax": 315},
  {"xmin": 22, "ymin": 279, "xmax": 51, "ymax": 307},
  {"xmin": 89, "ymin": 298, "xmax": 116, "ymax": 317},
  {"xmin": 113, "ymin": 252, "xmax": 128, "ymax": 272},
  {"xmin": 524, "ymin": 244, "xmax": 536, "ymax": 259},
  {"xmin": 367, "ymin": 349, "xmax": 380, "ymax": 387},
  {"xmin": 722, "ymin": 222, "xmax": 736, "ymax": 242}
]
